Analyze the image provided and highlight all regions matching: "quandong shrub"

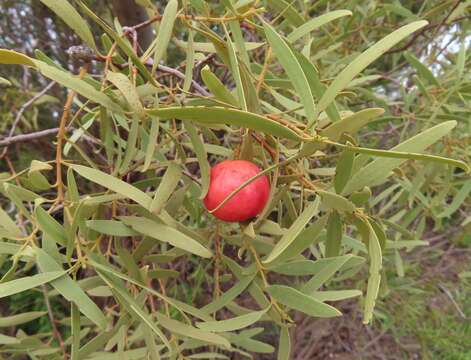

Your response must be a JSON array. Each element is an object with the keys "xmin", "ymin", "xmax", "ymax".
[{"xmin": 0, "ymin": 0, "xmax": 469, "ymax": 358}]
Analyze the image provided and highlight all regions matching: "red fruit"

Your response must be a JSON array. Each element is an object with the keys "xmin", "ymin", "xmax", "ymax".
[{"xmin": 203, "ymin": 160, "xmax": 270, "ymax": 222}]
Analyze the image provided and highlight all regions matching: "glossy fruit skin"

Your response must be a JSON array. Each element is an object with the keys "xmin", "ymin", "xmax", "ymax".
[{"xmin": 203, "ymin": 160, "xmax": 270, "ymax": 222}]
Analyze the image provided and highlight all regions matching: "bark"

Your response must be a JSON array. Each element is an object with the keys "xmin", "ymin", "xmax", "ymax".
[{"xmin": 111, "ymin": 0, "xmax": 154, "ymax": 51}]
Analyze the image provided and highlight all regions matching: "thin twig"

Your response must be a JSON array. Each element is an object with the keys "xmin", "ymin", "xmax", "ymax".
[
  {"xmin": 0, "ymin": 81, "xmax": 56, "ymax": 159},
  {"xmin": 0, "ymin": 127, "xmax": 62, "ymax": 147},
  {"xmin": 41, "ymin": 284, "xmax": 66, "ymax": 357}
]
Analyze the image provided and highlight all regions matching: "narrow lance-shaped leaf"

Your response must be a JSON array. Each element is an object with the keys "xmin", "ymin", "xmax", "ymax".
[
  {"xmin": 263, "ymin": 21, "xmax": 317, "ymax": 126},
  {"xmin": 196, "ymin": 308, "xmax": 268, "ymax": 332},
  {"xmin": 120, "ymin": 216, "xmax": 212, "ymax": 258},
  {"xmin": 223, "ymin": 24, "xmax": 247, "ymax": 110},
  {"xmin": 39, "ymin": 0, "xmax": 96, "ymax": 48},
  {"xmin": 35, "ymin": 248, "xmax": 108, "ymax": 330},
  {"xmin": 147, "ymin": 106, "xmax": 305, "ymax": 141},
  {"xmin": 71, "ymin": 164, "xmax": 152, "ymax": 209},
  {"xmin": 107, "ymin": 72, "xmax": 144, "ymax": 117},
  {"xmin": 185, "ymin": 122, "xmax": 211, "ymax": 199},
  {"xmin": 0, "ymin": 271, "xmax": 65, "ymax": 298},
  {"xmin": 324, "ymin": 211, "xmax": 343, "ymax": 258},
  {"xmin": 287, "ymin": 10, "xmax": 352, "ymax": 42},
  {"xmin": 150, "ymin": 162, "xmax": 182, "ymax": 214},
  {"xmin": 342, "ymin": 121, "xmax": 466, "ymax": 194},
  {"xmin": 318, "ymin": 21, "xmax": 428, "ymax": 113},
  {"xmin": 200, "ymin": 66, "xmax": 238, "ymax": 106},
  {"xmin": 0, "ymin": 311, "xmax": 47, "ymax": 327},
  {"xmin": 266, "ymin": 285, "xmax": 341, "ymax": 318},
  {"xmin": 277, "ymin": 326, "xmax": 291, "ymax": 360},
  {"xmin": 263, "ymin": 197, "xmax": 320, "ymax": 264},
  {"xmin": 148, "ymin": 0, "xmax": 179, "ymax": 71}
]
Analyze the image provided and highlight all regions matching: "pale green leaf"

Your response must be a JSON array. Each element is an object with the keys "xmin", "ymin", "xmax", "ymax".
[
  {"xmin": 196, "ymin": 308, "xmax": 268, "ymax": 332},
  {"xmin": 147, "ymin": 106, "xmax": 304, "ymax": 141},
  {"xmin": 35, "ymin": 248, "xmax": 108, "ymax": 330},
  {"xmin": 150, "ymin": 162, "xmax": 182, "ymax": 214},
  {"xmin": 266, "ymin": 285, "xmax": 341, "ymax": 317},
  {"xmin": 263, "ymin": 197, "xmax": 320, "ymax": 264},
  {"xmin": 343, "ymin": 121, "xmax": 460, "ymax": 195},
  {"xmin": 318, "ymin": 21, "xmax": 428, "ymax": 113},
  {"xmin": 71, "ymin": 164, "xmax": 152, "ymax": 209},
  {"xmin": 0, "ymin": 311, "xmax": 47, "ymax": 327},
  {"xmin": 0, "ymin": 271, "xmax": 65, "ymax": 298},
  {"xmin": 263, "ymin": 21, "xmax": 316, "ymax": 125},
  {"xmin": 120, "ymin": 216, "xmax": 212, "ymax": 258},
  {"xmin": 287, "ymin": 10, "xmax": 352, "ymax": 42}
]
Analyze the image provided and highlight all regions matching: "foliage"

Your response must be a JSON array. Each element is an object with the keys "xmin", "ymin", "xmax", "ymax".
[{"xmin": 0, "ymin": 0, "xmax": 470, "ymax": 358}]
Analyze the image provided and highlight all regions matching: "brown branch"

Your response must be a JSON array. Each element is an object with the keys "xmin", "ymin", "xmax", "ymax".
[
  {"xmin": 0, "ymin": 81, "xmax": 56, "ymax": 159},
  {"xmin": 385, "ymin": 14, "xmax": 470, "ymax": 55},
  {"xmin": 0, "ymin": 127, "xmax": 62, "ymax": 147}
]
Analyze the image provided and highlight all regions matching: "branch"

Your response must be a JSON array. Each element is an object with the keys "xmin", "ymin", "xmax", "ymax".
[
  {"xmin": 0, "ymin": 81, "xmax": 56, "ymax": 158},
  {"xmin": 385, "ymin": 14, "xmax": 470, "ymax": 55},
  {"xmin": 0, "ymin": 128, "xmax": 61, "ymax": 147}
]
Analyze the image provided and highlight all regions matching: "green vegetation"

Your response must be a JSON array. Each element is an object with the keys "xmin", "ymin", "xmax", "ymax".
[{"xmin": 0, "ymin": 0, "xmax": 470, "ymax": 359}]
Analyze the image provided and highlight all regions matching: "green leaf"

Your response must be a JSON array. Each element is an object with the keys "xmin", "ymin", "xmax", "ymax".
[
  {"xmin": 318, "ymin": 190, "xmax": 356, "ymax": 213},
  {"xmin": 146, "ymin": 106, "xmax": 304, "ymax": 141},
  {"xmin": 263, "ymin": 197, "xmax": 320, "ymax": 264},
  {"xmin": 321, "ymin": 108, "xmax": 385, "ymax": 141},
  {"xmin": 301, "ymin": 255, "xmax": 354, "ymax": 293},
  {"xmin": 175, "ymin": 39, "xmax": 263, "ymax": 53},
  {"xmin": 0, "ymin": 311, "xmax": 47, "ymax": 327},
  {"xmin": 318, "ymin": 21, "xmax": 428, "ymax": 113},
  {"xmin": 362, "ymin": 219, "xmax": 382, "ymax": 324},
  {"xmin": 150, "ymin": 162, "xmax": 182, "ymax": 214},
  {"xmin": 0, "ymin": 206, "xmax": 21, "ymax": 237},
  {"xmin": 267, "ymin": 0, "xmax": 304, "ymax": 26},
  {"xmin": 185, "ymin": 122, "xmax": 211, "ymax": 199},
  {"xmin": 156, "ymin": 313, "xmax": 231, "ymax": 348},
  {"xmin": 71, "ymin": 164, "xmax": 152, "ymax": 209},
  {"xmin": 0, "ymin": 271, "xmax": 65, "ymax": 298},
  {"xmin": 196, "ymin": 308, "xmax": 268, "ymax": 332},
  {"xmin": 310, "ymin": 289, "xmax": 362, "ymax": 302},
  {"xmin": 334, "ymin": 149, "xmax": 354, "ymax": 194},
  {"xmin": 200, "ymin": 66, "xmax": 238, "ymax": 106},
  {"xmin": 97, "ymin": 270, "xmax": 170, "ymax": 349},
  {"xmin": 35, "ymin": 60, "xmax": 122, "ymax": 113},
  {"xmin": 77, "ymin": 1, "xmax": 158, "ymax": 87},
  {"xmin": 35, "ymin": 206, "xmax": 68, "ymax": 246},
  {"xmin": 404, "ymin": 52, "xmax": 439, "ymax": 86},
  {"xmin": 142, "ymin": 118, "xmax": 160, "ymax": 172},
  {"xmin": 437, "ymin": 179, "xmax": 471, "ymax": 218},
  {"xmin": 263, "ymin": 21, "xmax": 316, "ymax": 125},
  {"xmin": 201, "ymin": 273, "xmax": 255, "ymax": 314},
  {"xmin": 35, "ymin": 248, "xmax": 108, "ymax": 330},
  {"xmin": 39, "ymin": 0, "xmax": 96, "ymax": 48},
  {"xmin": 270, "ymin": 213, "xmax": 329, "ymax": 265},
  {"xmin": 107, "ymin": 72, "xmax": 144, "ymax": 116},
  {"xmin": 149, "ymin": 0, "xmax": 179, "ymax": 71},
  {"xmin": 287, "ymin": 10, "xmax": 352, "ymax": 42},
  {"xmin": 183, "ymin": 28, "xmax": 195, "ymax": 92},
  {"xmin": 0, "ymin": 334, "xmax": 20, "ymax": 345},
  {"xmin": 0, "ymin": 49, "xmax": 37, "ymax": 67},
  {"xmin": 86, "ymin": 220, "xmax": 139, "ymax": 236},
  {"xmin": 0, "ymin": 76, "xmax": 11, "ymax": 86},
  {"xmin": 223, "ymin": 25, "xmax": 247, "ymax": 110},
  {"xmin": 324, "ymin": 211, "xmax": 343, "ymax": 258},
  {"xmin": 120, "ymin": 216, "xmax": 212, "ymax": 258},
  {"xmin": 266, "ymin": 285, "xmax": 341, "ymax": 318},
  {"xmin": 342, "ymin": 121, "xmax": 461, "ymax": 194},
  {"xmin": 277, "ymin": 326, "xmax": 291, "ymax": 360},
  {"xmin": 268, "ymin": 256, "xmax": 365, "ymax": 276}
]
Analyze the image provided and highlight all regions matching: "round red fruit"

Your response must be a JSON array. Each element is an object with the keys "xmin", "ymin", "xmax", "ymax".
[{"xmin": 203, "ymin": 160, "xmax": 270, "ymax": 222}]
